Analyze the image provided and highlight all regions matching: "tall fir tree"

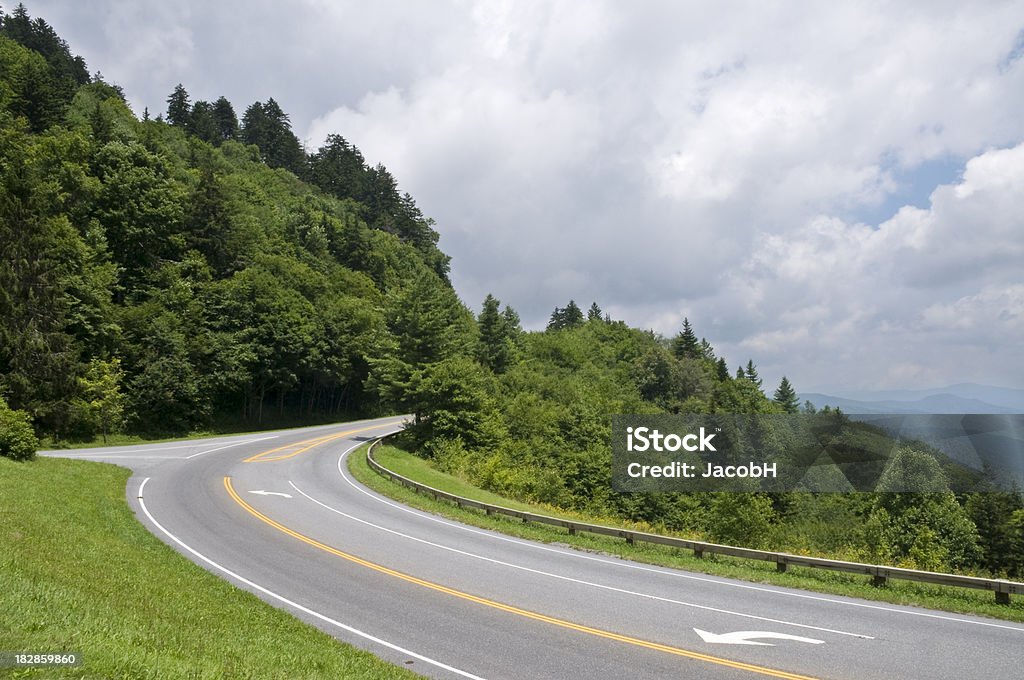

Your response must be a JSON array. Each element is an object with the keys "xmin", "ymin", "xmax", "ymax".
[
  {"xmin": 211, "ymin": 96, "xmax": 238, "ymax": 143},
  {"xmin": 547, "ymin": 300, "xmax": 584, "ymax": 330},
  {"xmin": 773, "ymin": 376, "xmax": 800, "ymax": 413},
  {"xmin": 716, "ymin": 357, "xmax": 730, "ymax": 381},
  {"xmin": 477, "ymin": 294, "xmax": 518, "ymax": 374},
  {"xmin": 699, "ymin": 337, "xmax": 715, "ymax": 360},
  {"xmin": 166, "ymin": 83, "xmax": 191, "ymax": 128},
  {"xmin": 672, "ymin": 317, "xmax": 701, "ymax": 359},
  {"xmin": 188, "ymin": 100, "xmax": 218, "ymax": 143},
  {"xmin": 744, "ymin": 359, "xmax": 762, "ymax": 388},
  {"xmin": 587, "ymin": 301, "xmax": 603, "ymax": 322}
]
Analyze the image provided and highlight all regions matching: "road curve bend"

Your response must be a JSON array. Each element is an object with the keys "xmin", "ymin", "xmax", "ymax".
[{"xmin": 46, "ymin": 418, "xmax": 1024, "ymax": 679}]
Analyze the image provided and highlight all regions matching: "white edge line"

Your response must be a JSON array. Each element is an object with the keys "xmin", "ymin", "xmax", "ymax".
[
  {"xmin": 44, "ymin": 436, "xmax": 278, "ymax": 457},
  {"xmin": 135, "ymin": 476, "xmax": 485, "ymax": 680},
  {"xmin": 185, "ymin": 435, "xmax": 278, "ymax": 459},
  {"xmin": 341, "ymin": 443, "xmax": 1024, "ymax": 635},
  {"xmin": 290, "ymin": 471, "xmax": 870, "ymax": 640}
]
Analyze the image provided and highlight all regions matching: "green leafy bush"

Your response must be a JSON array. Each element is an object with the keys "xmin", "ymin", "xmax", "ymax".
[{"xmin": 0, "ymin": 397, "xmax": 37, "ymax": 460}]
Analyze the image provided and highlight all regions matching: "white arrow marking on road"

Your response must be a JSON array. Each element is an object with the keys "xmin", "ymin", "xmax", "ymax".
[
  {"xmin": 249, "ymin": 490, "xmax": 292, "ymax": 498},
  {"xmin": 694, "ymin": 628, "xmax": 825, "ymax": 646}
]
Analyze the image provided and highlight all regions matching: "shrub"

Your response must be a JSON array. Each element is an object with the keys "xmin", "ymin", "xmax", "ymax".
[{"xmin": 0, "ymin": 397, "xmax": 38, "ymax": 460}]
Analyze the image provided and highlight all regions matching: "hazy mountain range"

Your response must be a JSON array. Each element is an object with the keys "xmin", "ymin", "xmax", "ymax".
[{"xmin": 800, "ymin": 383, "xmax": 1024, "ymax": 414}]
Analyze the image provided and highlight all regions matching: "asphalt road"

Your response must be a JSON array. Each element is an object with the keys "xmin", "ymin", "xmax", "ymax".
[{"xmin": 44, "ymin": 417, "xmax": 1024, "ymax": 679}]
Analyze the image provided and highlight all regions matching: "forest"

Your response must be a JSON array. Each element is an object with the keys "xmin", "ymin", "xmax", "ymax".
[{"xmin": 1, "ymin": 4, "xmax": 1022, "ymax": 579}]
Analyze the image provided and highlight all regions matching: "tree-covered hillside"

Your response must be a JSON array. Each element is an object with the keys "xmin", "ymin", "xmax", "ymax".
[
  {"xmin": 0, "ymin": 4, "xmax": 462, "ymax": 440},
  {"xmin": 2, "ymin": 4, "xmax": 1022, "ymax": 578}
]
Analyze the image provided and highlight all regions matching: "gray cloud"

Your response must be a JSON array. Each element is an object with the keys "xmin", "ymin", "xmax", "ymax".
[{"xmin": 28, "ymin": 0, "xmax": 1024, "ymax": 391}]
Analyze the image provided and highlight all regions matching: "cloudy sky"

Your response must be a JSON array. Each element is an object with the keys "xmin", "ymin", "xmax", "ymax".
[{"xmin": 26, "ymin": 0, "xmax": 1024, "ymax": 393}]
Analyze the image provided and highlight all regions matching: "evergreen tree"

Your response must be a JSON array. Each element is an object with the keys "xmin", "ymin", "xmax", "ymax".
[
  {"xmin": 548, "ymin": 300, "xmax": 584, "ymax": 330},
  {"xmin": 241, "ymin": 98, "xmax": 305, "ymax": 175},
  {"xmin": 186, "ymin": 162, "xmax": 233, "ymax": 275},
  {"xmin": 744, "ymin": 359, "xmax": 762, "ymax": 388},
  {"xmin": 671, "ymin": 318, "xmax": 700, "ymax": 359},
  {"xmin": 477, "ymin": 294, "xmax": 518, "ymax": 374},
  {"xmin": 699, "ymin": 337, "xmax": 715, "ymax": 360},
  {"xmin": 773, "ymin": 376, "xmax": 799, "ymax": 413},
  {"xmin": 307, "ymin": 133, "xmax": 367, "ymax": 200},
  {"xmin": 166, "ymin": 83, "xmax": 190, "ymax": 127},
  {"xmin": 502, "ymin": 305, "xmax": 522, "ymax": 335},
  {"xmin": 88, "ymin": 101, "xmax": 113, "ymax": 143},
  {"xmin": 0, "ymin": 3, "xmax": 89, "ymax": 122},
  {"xmin": 563, "ymin": 300, "xmax": 583, "ymax": 327},
  {"xmin": 716, "ymin": 357, "xmax": 730, "ymax": 381},
  {"xmin": 211, "ymin": 96, "xmax": 238, "ymax": 143},
  {"xmin": 966, "ymin": 491, "xmax": 1024, "ymax": 575},
  {"xmin": 188, "ymin": 100, "xmax": 218, "ymax": 143},
  {"xmin": 546, "ymin": 306, "xmax": 562, "ymax": 330},
  {"xmin": 587, "ymin": 301, "xmax": 603, "ymax": 322}
]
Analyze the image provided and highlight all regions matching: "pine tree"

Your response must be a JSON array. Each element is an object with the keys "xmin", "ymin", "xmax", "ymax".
[
  {"xmin": 502, "ymin": 306, "xmax": 522, "ymax": 335},
  {"xmin": 241, "ymin": 99, "xmax": 305, "ymax": 174},
  {"xmin": 88, "ymin": 102, "xmax": 113, "ymax": 143},
  {"xmin": 547, "ymin": 306, "xmax": 563, "ymax": 331},
  {"xmin": 671, "ymin": 318, "xmax": 700, "ymax": 359},
  {"xmin": 744, "ymin": 359, "xmax": 762, "ymax": 388},
  {"xmin": 699, "ymin": 337, "xmax": 715, "ymax": 360},
  {"xmin": 188, "ymin": 100, "xmax": 218, "ymax": 143},
  {"xmin": 211, "ymin": 96, "xmax": 238, "ymax": 143},
  {"xmin": 716, "ymin": 357, "xmax": 730, "ymax": 381},
  {"xmin": 547, "ymin": 300, "xmax": 584, "ymax": 330},
  {"xmin": 307, "ymin": 134, "xmax": 367, "ymax": 200},
  {"xmin": 563, "ymin": 300, "xmax": 583, "ymax": 327},
  {"xmin": 587, "ymin": 302, "xmax": 603, "ymax": 322},
  {"xmin": 478, "ymin": 294, "xmax": 515, "ymax": 374},
  {"xmin": 773, "ymin": 376, "xmax": 799, "ymax": 413},
  {"xmin": 166, "ymin": 83, "xmax": 191, "ymax": 127}
]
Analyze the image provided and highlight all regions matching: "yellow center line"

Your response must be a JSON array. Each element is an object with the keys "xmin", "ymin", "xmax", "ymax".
[
  {"xmin": 243, "ymin": 421, "xmax": 403, "ymax": 463},
  {"xmin": 223, "ymin": 477, "xmax": 819, "ymax": 680}
]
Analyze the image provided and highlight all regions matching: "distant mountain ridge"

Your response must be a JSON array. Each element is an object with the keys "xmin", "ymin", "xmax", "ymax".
[{"xmin": 800, "ymin": 383, "xmax": 1024, "ymax": 414}]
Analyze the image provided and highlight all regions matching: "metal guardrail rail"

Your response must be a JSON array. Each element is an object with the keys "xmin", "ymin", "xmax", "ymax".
[{"xmin": 366, "ymin": 439, "xmax": 1024, "ymax": 604}]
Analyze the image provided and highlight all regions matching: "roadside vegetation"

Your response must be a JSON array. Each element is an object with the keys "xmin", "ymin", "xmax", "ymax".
[
  {"xmin": 0, "ymin": 454, "xmax": 422, "ymax": 679},
  {"xmin": 351, "ymin": 444, "xmax": 1024, "ymax": 623}
]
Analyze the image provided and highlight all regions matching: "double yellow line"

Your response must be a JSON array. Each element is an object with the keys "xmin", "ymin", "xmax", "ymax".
[
  {"xmin": 224, "ymin": 477, "xmax": 818, "ymax": 679},
  {"xmin": 243, "ymin": 421, "xmax": 402, "ymax": 463}
]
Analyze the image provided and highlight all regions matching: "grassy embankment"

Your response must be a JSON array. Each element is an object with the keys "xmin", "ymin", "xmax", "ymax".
[
  {"xmin": 0, "ymin": 455, "xmax": 421, "ymax": 679},
  {"xmin": 351, "ymin": 443, "xmax": 1024, "ymax": 624}
]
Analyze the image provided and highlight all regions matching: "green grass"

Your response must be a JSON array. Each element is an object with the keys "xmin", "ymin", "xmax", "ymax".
[
  {"xmin": 0, "ymin": 455, "xmax": 422, "ymax": 679},
  {"xmin": 352, "ymin": 444, "xmax": 1024, "ymax": 624}
]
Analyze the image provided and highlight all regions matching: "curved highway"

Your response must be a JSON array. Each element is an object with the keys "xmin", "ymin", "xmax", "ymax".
[{"xmin": 47, "ymin": 417, "xmax": 1024, "ymax": 679}]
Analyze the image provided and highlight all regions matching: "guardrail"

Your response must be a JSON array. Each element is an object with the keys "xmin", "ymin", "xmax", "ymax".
[{"xmin": 366, "ymin": 439, "xmax": 1024, "ymax": 604}]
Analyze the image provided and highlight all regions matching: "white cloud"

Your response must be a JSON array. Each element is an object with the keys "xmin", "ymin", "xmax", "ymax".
[{"xmin": 707, "ymin": 142, "xmax": 1024, "ymax": 390}]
